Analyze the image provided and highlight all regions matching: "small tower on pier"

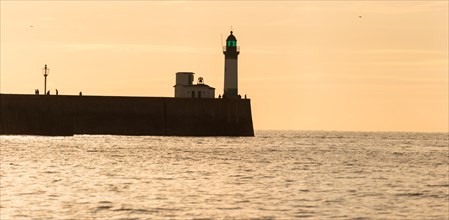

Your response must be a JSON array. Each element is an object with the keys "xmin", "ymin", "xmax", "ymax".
[{"xmin": 223, "ymin": 31, "xmax": 240, "ymax": 98}]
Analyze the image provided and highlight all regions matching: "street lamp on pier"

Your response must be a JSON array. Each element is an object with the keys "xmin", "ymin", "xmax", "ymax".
[{"xmin": 42, "ymin": 64, "xmax": 50, "ymax": 95}]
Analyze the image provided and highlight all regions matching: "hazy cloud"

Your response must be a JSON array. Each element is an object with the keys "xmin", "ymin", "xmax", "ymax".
[{"xmin": 60, "ymin": 43, "xmax": 216, "ymax": 54}]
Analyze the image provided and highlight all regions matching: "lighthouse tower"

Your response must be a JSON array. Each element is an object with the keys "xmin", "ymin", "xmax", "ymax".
[{"xmin": 223, "ymin": 31, "xmax": 240, "ymax": 98}]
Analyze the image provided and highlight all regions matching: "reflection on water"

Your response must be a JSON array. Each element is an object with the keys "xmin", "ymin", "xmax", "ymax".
[{"xmin": 1, "ymin": 131, "xmax": 448, "ymax": 219}]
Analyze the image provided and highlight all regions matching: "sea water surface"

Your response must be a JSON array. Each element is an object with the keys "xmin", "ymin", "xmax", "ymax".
[{"xmin": 1, "ymin": 131, "xmax": 448, "ymax": 219}]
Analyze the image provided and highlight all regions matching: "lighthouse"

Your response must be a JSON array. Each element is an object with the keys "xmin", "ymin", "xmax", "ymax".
[{"xmin": 223, "ymin": 31, "xmax": 240, "ymax": 98}]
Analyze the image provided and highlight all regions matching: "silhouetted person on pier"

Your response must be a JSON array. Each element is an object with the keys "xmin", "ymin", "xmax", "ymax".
[
  {"xmin": 244, "ymin": 94, "xmax": 247, "ymax": 99},
  {"xmin": 218, "ymin": 95, "xmax": 221, "ymax": 99},
  {"xmin": 47, "ymin": 90, "xmax": 50, "ymax": 95},
  {"xmin": 79, "ymin": 91, "xmax": 82, "ymax": 96},
  {"xmin": 55, "ymin": 89, "xmax": 58, "ymax": 95},
  {"xmin": 35, "ymin": 89, "xmax": 39, "ymax": 95}
]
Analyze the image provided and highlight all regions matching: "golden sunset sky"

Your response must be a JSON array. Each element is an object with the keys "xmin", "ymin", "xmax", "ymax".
[{"xmin": 1, "ymin": 1, "xmax": 447, "ymax": 132}]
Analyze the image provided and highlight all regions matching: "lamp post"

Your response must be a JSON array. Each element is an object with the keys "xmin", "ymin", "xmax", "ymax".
[{"xmin": 42, "ymin": 64, "xmax": 49, "ymax": 95}]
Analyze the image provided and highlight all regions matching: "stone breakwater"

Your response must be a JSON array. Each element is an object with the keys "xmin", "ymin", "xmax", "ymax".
[{"xmin": 0, "ymin": 94, "xmax": 254, "ymax": 136}]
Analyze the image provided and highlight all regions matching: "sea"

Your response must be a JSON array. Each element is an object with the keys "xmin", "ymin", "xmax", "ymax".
[{"xmin": 0, "ymin": 131, "xmax": 448, "ymax": 219}]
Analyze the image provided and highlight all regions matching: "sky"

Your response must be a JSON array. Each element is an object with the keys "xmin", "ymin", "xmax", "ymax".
[{"xmin": 1, "ymin": 1, "xmax": 448, "ymax": 132}]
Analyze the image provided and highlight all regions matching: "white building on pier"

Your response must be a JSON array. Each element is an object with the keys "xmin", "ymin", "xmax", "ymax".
[{"xmin": 174, "ymin": 72, "xmax": 215, "ymax": 98}]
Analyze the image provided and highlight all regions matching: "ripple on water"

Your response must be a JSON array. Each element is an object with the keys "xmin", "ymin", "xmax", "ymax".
[{"xmin": 0, "ymin": 131, "xmax": 447, "ymax": 219}]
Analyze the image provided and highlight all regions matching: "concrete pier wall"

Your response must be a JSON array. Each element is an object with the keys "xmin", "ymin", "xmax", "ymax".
[{"xmin": 0, "ymin": 94, "xmax": 254, "ymax": 136}]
